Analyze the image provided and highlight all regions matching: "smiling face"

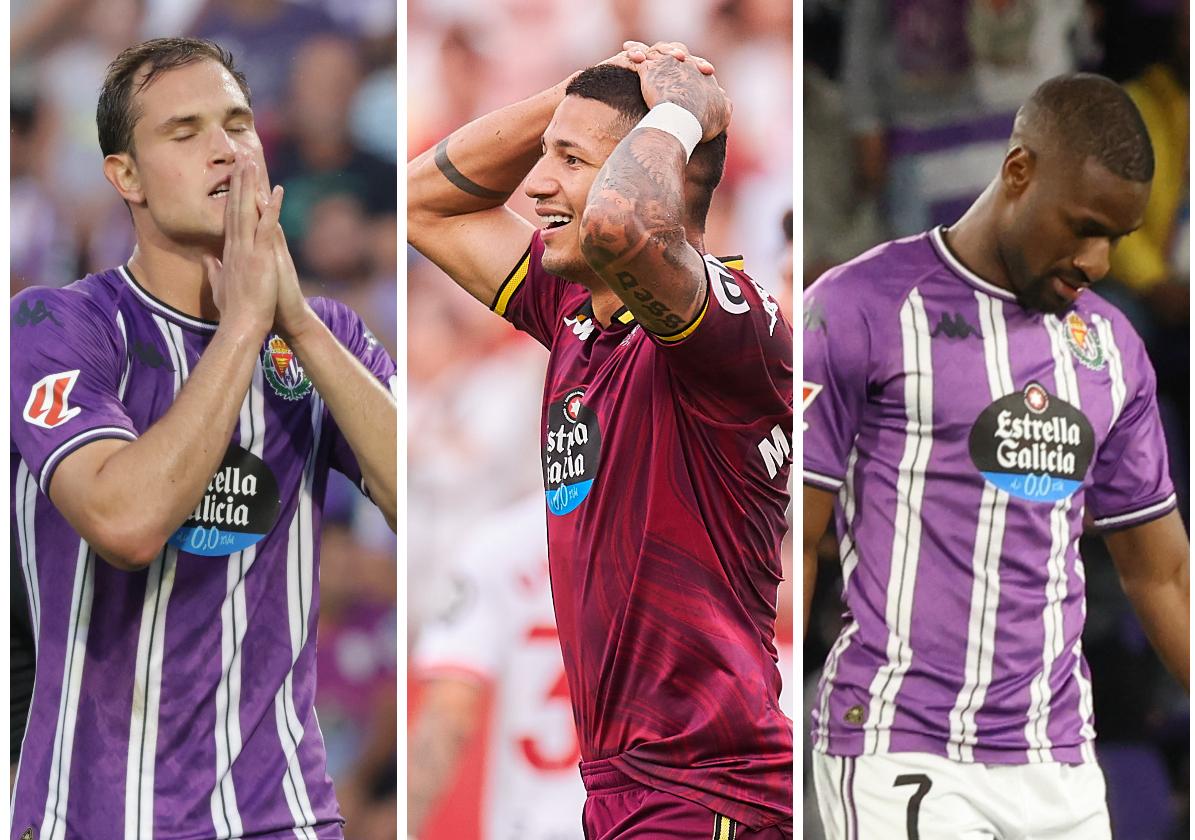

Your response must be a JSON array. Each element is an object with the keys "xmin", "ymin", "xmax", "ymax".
[
  {"xmin": 106, "ymin": 59, "xmax": 267, "ymax": 249},
  {"xmin": 523, "ymin": 96, "xmax": 625, "ymax": 281},
  {"xmin": 997, "ymin": 150, "xmax": 1150, "ymax": 314}
]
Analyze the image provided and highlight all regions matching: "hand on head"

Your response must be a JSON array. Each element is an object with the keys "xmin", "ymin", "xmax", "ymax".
[{"xmin": 630, "ymin": 42, "xmax": 732, "ymax": 142}]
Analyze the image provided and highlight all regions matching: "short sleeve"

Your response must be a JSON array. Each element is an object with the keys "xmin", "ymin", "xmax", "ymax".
[
  {"xmin": 801, "ymin": 270, "xmax": 871, "ymax": 492},
  {"xmin": 491, "ymin": 232, "xmax": 569, "ymax": 349},
  {"xmin": 1085, "ymin": 325, "xmax": 1176, "ymax": 529},
  {"xmin": 10, "ymin": 286, "xmax": 137, "ymax": 494},
  {"xmin": 312, "ymin": 298, "xmax": 398, "ymax": 491},
  {"xmin": 649, "ymin": 255, "xmax": 794, "ymax": 421}
]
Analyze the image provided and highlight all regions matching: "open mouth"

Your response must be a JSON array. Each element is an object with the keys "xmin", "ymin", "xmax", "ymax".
[
  {"xmin": 542, "ymin": 214, "xmax": 571, "ymax": 230},
  {"xmin": 209, "ymin": 181, "xmax": 231, "ymax": 198}
]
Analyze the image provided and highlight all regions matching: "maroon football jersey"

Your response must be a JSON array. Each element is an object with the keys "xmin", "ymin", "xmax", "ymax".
[{"xmin": 491, "ymin": 232, "xmax": 793, "ymax": 829}]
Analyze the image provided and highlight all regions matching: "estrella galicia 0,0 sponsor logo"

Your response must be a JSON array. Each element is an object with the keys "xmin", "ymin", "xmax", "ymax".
[
  {"xmin": 968, "ymin": 382, "xmax": 1094, "ymax": 503},
  {"xmin": 543, "ymin": 388, "xmax": 602, "ymax": 516},
  {"xmin": 168, "ymin": 445, "xmax": 281, "ymax": 555}
]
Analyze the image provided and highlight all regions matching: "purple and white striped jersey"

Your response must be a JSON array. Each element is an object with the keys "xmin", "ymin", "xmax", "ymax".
[
  {"xmin": 803, "ymin": 228, "xmax": 1176, "ymax": 766},
  {"xmin": 10, "ymin": 266, "xmax": 396, "ymax": 840}
]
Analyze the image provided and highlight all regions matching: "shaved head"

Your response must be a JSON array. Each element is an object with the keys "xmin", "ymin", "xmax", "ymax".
[{"xmin": 1011, "ymin": 73, "xmax": 1154, "ymax": 183}]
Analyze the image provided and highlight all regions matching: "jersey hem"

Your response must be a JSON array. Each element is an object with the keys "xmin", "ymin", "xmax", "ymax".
[
  {"xmin": 606, "ymin": 754, "xmax": 791, "ymax": 832},
  {"xmin": 811, "ymin": 734, "xmax": 1093, "ymax": 766}
]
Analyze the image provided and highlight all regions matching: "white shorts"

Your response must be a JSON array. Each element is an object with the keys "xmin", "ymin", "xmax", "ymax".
[{"xmin": 811, "ymin": 750, "xmax": 1111, "ymax": 840}]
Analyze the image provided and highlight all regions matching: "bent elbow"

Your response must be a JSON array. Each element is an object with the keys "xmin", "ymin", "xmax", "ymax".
[{"xmin": 90, "ymin": 520, "xmax": 171, "ymax": 572}]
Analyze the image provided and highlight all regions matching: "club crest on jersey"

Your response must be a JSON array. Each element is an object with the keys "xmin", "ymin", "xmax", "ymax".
[
  {"xmin": 1063, "ymin": 312, "xmax": 1105, "ymax": 370},
  {"xmin": 262, "ymin": 336, "xmax": 312, "ymax": 400},
  {"xmin": 24, "ymin": 369, "xmax": 82, "ymax": 429},
  {"xmin": 168, "ymin": 445, "xmax": 282, "ymax": 556},
  {"xmin": 968, "ymin": 381, "xmax": 1094, "ymax": 503},
  {"xmin": 544, "ymin": 387, "xmax": 602, "ymax": 516}
]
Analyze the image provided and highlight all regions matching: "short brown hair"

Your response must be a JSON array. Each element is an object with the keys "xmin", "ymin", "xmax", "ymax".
[{"xmin": 97, "ymin": 37, "xmax": 251, "ymax": 158}]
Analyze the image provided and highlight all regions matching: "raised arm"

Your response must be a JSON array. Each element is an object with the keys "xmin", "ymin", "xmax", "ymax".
[
  {"xmin": 407, "ymin": 82, "xmax": 560, "ymax": 304},
  {"xmin": 49, "ymin": 158, "xmax": 280, "ymax": 570},
  {"xmin": 579, "ymin": 47, "xmax": 731, "ymax": 336},
  {"xmin": 1103, "ymin": 509, "xmax": 1190, "ymax": 691}
]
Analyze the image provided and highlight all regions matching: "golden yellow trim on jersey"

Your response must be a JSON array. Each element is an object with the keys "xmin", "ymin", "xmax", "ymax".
[
  {"xmin": 711, "ymin": 814, "xmax": 737, "ymax": 840},
  {"xmin": 491, "ymin": 244, "xmax": 533, "ymax": 316},
  {"xmin": 615, "ymin": 308, "xmax": 636, "ymax": 325},
  {"xmin": 655, "ymin": 294, "xmax": 709, "ymax": 343},
  {"xmin": 720, "ymin": 255, "xmax": 745, "ymax": 271}
]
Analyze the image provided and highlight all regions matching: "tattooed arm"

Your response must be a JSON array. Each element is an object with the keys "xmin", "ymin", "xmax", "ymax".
[
  {"xmin": 579, "ymin": 52, "xmax": 732, "ymax": 335},
  {"xmin": 407, "ymin": 81, "xmax": 564, "ymax": 305},
  {"xmin": 409, "ymin": 45, "xmax": 709, "ymax": 306}
]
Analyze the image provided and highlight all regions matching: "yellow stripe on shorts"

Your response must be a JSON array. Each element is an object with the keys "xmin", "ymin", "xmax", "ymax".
[
  {"xmin": 491, "ymin": 244, "xmax": 532, "ymax": 316},
  {"xmin": 711, "ymin": 813, "xmax": 737, "ymax": 840}
]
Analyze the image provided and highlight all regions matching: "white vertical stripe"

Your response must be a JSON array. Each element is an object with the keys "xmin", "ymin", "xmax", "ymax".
[
  {"xmin": 12, "ymin": 461, "xmax": 42, "ymax": 816},
  {"xmin": 1094, "ymin": 315, "xmax": 1126, "ymax": 430},
  {"xmin": 1023, "ymin": 319, "xmax": 1079, "ymax": 762},
  {"xmin": 116, "ymin": 311, "xmax": 131, "ymax": 399},
  {"xmin": 125, "ymin": 319, "xmax": 189, "ymax": 839},
  {"xmin": 16, "ymin": 461, "xmax": 42, "ymax": 648},
  {"xmin": 948, "ymin": 295, "xmax": 1012, "ymax": 761},
  {"xmin": 815, "ymin": 449, "xmax": 861, "ymax": 747},
  {"xmin": 43, "ymin": 544, "xmax": 96, "ymax": 840},
  {"xmin": 274, "ymin": 397, "xmax": 324, "ymax": 837},
  {"xmin": 209, "ymin": 366, "xmax": 266, "ymax": 839},
  {"xmin": 865, "ymin": 290, "xmax": 933, "ymax": 753}
]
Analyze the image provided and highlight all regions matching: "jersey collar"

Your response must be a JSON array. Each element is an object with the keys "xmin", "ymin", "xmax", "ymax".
[
  {"xmin": 118, "ymin": 264, "xmax": 219, "ymax": 332},
  {"xmin": 929, "ymin": 227, "xmax": 1017, "ymax": 302}
]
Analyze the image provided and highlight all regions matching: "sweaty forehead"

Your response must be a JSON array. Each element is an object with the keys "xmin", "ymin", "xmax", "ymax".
[{"xmin": 134, "ymin": 60, "xmax": 248, "ymax": 122}]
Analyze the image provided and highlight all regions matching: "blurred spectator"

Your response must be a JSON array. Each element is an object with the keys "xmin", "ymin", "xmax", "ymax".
[{"xmin": 410, "ymin": 496, "xmax": 586, "ymax": 840}]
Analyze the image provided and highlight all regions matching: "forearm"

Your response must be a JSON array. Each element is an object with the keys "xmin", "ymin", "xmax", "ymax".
[
  {"xmin": 804, "ymin": 546, "xmax": 818, "ymax": 640},
  {"xmin": 1123, "ymin": 561, "xmax": 1190, "ymax": 691},
  {"xmin": 580, "ymin": 129, "xmax": 704, "ymax": 332},
  {"xmin": 407, "ymin": 680, "xmax": 483, "ymax": 836},
  {"xmin": 283, "ymin": 313, "xmax": 397, "ymax": 528},
  {"xmin": 81, "ymin": 324, "xmax": 265, "ymax": 567},
  {"xmin": 409, "ymin": 78, "xmax": 572, "ymax": 219}
]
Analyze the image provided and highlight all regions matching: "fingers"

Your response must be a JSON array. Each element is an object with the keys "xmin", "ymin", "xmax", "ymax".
[
  {"xmin": 255, "ymin": 185, "xmax": 285, "ymax": 243},
  {"xmin": 201, "ymin": 254, "xmax": 223, "ymax": 281},
  {"xmin": 238, "ymin": 158, "xmax": 260, "ymax": 245},
  {"xmin": 621, "ymin": 40, "xmax": 715, "ymax": 74}
]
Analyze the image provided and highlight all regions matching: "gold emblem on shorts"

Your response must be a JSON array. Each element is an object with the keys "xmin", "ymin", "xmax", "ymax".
[{"xmin": 844, "ymin": 705, "xmax": 866, "ymax": 725}]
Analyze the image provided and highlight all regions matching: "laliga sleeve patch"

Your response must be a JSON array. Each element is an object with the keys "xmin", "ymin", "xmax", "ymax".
[
  {"xmin": 968, "ymin": 382, "xmax": 1094, "ymax": 502},
  {"xmin": 24, "ymin": 370, "xmax": 82, "ymax": 429},
  {"xmin": 802, "ymin": 382, "xmax": 822, "ymax": 430},
  {"xmin": 169, "ymin": 445, "xmax": 282, "ymax": 555},
  {"xmin": 543, "ymin": 388, "xmax": 602, "ymax": 516}
]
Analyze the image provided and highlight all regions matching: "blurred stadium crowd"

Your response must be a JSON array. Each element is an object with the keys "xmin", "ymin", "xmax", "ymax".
[
  {"xmin": 803, "ymin": 0, "xmax": 1189, "ymax": 837},
  {"xmin": 407, "ymin": 1, "xmax": 793, "ymax": 837},
  {"xmin": 11, "ymin": 1, "xmax": 398, "ymax": 836}
]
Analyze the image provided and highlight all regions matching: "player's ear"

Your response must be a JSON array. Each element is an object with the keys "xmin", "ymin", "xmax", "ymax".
[
  {"xmin": 103, "ymin": 153, "xmax": 144, "ymax": 204},
  {"xmin": 1000, "ymin": 145, "xmax": 1035, "ymax": 199}
]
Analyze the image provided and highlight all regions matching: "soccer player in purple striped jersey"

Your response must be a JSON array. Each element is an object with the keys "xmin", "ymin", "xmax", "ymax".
[
  {"xmin": 804, "ymin": 73, "xmax": 1189, "ymax": 838},
  {"xmin": 409, "ymin": 41, "xmax": 793, "ymax": 839},
  {"xmin": 10, "ymin": 39, "xmax": 397, "ymax": 839}
]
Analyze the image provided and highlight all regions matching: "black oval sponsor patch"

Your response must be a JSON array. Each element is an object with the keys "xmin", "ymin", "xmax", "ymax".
[
  {"xmin": 168, "ymin": 445, "xmax": 282, "ymax": 556},
  {"xmin": 543, "ymin": 388, "xmax": 602, "ymax": 516},
  {"xmin": 968, "ymin": 382, "xmax": 1094, "ymax": 503}
]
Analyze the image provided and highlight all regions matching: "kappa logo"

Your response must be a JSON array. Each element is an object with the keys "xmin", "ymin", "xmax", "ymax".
[
  {"xmin": 564, "ymin": 312, "xmax": 596, "ymax": 341},
  {"xmin": 20, "ymin": 828, "xmax": 33, "ymax": 840},
  {"xmin": 24, "ymin": 370, "xmax": 82, "ymax": 429},
  {"xmin": 1063, "ymin": 312, "xmax": 1106, "ymax": 370},
  {"xmin": 930, "ymin": 312, "xmax": 980, "ymax": 340},
  {"xmin": 262, "ymin": 336, "xmax": 313, "ymax": 401},
  {"xmin": 802, "ymin": 382, "xmax": 822, "ymax": 431}
]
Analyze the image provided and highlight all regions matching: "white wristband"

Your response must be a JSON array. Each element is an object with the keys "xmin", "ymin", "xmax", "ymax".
[{"xmin": 634, "ymin": 102, "xmax": 703, "ymax": 161}]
